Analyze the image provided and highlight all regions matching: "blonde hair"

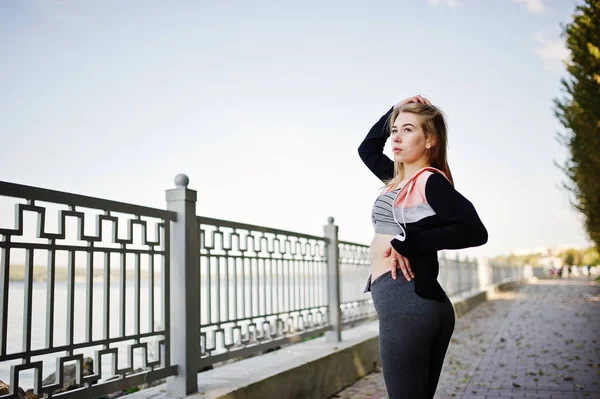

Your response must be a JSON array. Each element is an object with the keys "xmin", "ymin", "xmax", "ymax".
[{"xmin": 385, "ymin": 102, "xmax": 454, "ymax": 188}]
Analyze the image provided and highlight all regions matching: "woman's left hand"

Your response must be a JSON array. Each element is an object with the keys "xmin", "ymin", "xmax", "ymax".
[{"xmin": 384, "ymin": 245, "xmax": 414, "ymax": 281}]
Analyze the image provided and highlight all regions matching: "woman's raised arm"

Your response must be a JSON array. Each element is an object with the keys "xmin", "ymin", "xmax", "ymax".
[{"xmin": 357, "ymin": 106, "xmax": 395, "ymax": 182}]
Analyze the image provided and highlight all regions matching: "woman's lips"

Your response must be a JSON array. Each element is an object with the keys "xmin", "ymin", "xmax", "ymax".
[{"xmin": 393, "ymin": 148, "xmax": 402, "ymax": 153}]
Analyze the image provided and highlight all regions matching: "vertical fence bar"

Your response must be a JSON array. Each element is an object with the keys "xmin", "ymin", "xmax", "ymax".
[
  {"xmin": 310, "ymin": 260, "xmax": 315, "ymax": 311},
  {"xmin": 22, "ymin": 248, "xmax": 34, "ymax": 362},
  {"xmin": 276, "ymin": 259, "xmax": 281, "ymax": 317},
  {"xmin": 216, "ymin": 258, "xmax": 221, "ymax": 322},
  {"xmin": 303, "ymin": 257, "xmax": 307, "ymax": 311},
  {"xmin": 250, "ymin": 258, "xmax": 254, "ymax": 318},
  {"xmin": 207, "ymin": 258, "xmax": 212, "ymax": 325},
  {"xmin": 291, "ymin": 259, "xmax": 295, "ymax": 313},
  {"xmin": 226, "ymin": 257, "xmax": 231, "ymax": 321},
  {"xmin": 149, "ymin": 254, "xmax": 154, "ymax": 333},
  {"xmin": 234, "ymin": 258, "xmax": 238, "ymax": 321},
  {"xmin": 256, "ymin": 258, "xmax": 261, "ymax": 316},
  {"xmin": 324, "ymin": 217, "xmax": 340, "ymax": 343},
  {"xmin": 241, "ymin": 259, "xmax": 245, "ymax": 319},
  {"xmin": 257, "ymin": 258, "xmax": 262, "ymax": 319},
  {"xmin": 120, "ymin": 249, "xmax": 126, "ymax": 337},
  {"xmin": 66, "ymin": 250, "xmax": 75, "ymax": 352},
  {"xmin": 166, "ymin": 174, "xmax": 200, "ymax": 395},
  {"xmin": 268, "ymin": 259, "xmax": 273, "ymax": 316},
  {"xmin": 286, "ymin": 260, "xmax": 290, "ymax": 313},
  {"xmin": 265, "ymin": 258, "xmax": 269, "ymax": 316},
  {"xmin": 0, "ymin": 242, "xmax": 9, "ymax": 356},
  {"xmin": 162, "ymin": 221, "xmax": 171, "ymax": 366},
  {"xmin": 104, "ymin": 251, "xmax": 111, "ymax": 340},
  {"xmin": 45, "ymin": 245, "xmax": 56, "ymax": 348},
  {"xmin": 86, "ymin": 246, "xmax": 94, "ymax": 342},
  {"xmin": 134, "ymin": 252, "xmax": 141, "ymax": 336},
  {"xmin": 262, "ymin": 258, "xmax": 267, "ymax": 316}
]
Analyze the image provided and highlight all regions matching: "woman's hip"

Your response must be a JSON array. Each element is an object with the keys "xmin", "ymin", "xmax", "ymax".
[{"xmin": 370, "ymin": 271, "xmax": 454, "ymax": 320}]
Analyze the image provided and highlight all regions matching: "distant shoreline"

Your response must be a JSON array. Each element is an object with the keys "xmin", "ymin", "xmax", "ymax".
[{"xmin": 7, "ymin": 265, "xmax": 162, "ymax": 283}]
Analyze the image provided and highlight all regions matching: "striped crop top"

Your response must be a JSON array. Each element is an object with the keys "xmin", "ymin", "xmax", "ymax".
[{"xmin": 371, "ymin": 188, "xmax": 405, "ymax": 235}]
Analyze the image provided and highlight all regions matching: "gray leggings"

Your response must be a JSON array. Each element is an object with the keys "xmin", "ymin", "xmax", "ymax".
[{"xmin": 370, "ymin": 271, "xmax": 455, "ymax": 399}]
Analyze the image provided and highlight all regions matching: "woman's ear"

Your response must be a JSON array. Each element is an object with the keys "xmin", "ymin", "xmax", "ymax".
[{"xmin": 426, "ymin": 134, "xmax": 438, "ymax": 149}]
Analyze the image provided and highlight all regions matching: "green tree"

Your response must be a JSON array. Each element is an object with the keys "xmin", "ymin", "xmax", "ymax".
[
  {"xmin": 554, "ymin": 0, "xmax": 600, "ymax": 249},
  {"xmin": 564, "ymin": 249, "xmax": 576, "ymax": 266},
  {"xmin": 582, "ymin": 246, "xmax": 600, "ymax": 265},
  {"xmin": 573, "ymin": 249, "xmax": 584, "ymax": 265}
]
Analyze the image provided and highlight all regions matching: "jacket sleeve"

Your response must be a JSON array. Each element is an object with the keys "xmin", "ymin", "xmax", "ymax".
[
  {"xmin": 358, "ymin": 106, "xmax": 395, "ymax": 182},
  {"xmin": 390, "ymin": 173, "xmax": 488, "ymax": 256}
]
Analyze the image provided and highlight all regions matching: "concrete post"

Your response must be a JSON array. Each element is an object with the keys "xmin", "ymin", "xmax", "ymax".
[
  {"xmin": 166, "ymin": 174, "xmax": 201, "ymax": 395},
  {"xmin": 324, "ymin": 217, "xmax": 341, "ymax": 343}
]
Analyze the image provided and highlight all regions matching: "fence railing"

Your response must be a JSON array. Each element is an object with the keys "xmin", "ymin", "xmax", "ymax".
[
  {"xmin": 438, "ymin": 254, "xmax": 479, "ymax": 297},
  {"xmin": 0, "ymin": 181, "xmax": 177, "ymax": 399},
  {"xmin": 490, "ymin": 263, "xmax": 524, "ymax": 285},
  {"xmin": 195, "ymin": 215, "xmax": 329, "ymax": 368},
  {"xmin": 338, "ymin": 240, "xmax": 375, "ymax": 327},
  {"xmin": 0, "ymin": 175, "xmax": 525, "ymax": 397}
]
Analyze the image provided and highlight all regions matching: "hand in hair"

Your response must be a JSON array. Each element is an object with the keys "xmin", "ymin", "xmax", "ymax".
[{"xmin": 394, "ymin": 95, "xmax": 432, "ymax": 109}]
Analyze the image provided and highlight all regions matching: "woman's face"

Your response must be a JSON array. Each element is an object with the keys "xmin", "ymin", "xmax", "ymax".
[{"xmin": 391, "ymin": 112, "xmax": 429, "ymax": 164}]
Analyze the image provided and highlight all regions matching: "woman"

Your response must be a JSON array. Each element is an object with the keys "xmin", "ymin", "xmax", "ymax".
[{"xmin": 358, "ymin": 95, "xmax": 488, "ymax": 398}]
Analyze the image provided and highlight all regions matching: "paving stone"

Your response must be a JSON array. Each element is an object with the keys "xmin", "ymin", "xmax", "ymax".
[{"xmin": 331, "ymin": 276, "xmax": 600, "ymax": 399}]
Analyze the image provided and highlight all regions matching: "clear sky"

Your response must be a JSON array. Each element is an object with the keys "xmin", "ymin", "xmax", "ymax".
[{"xmin": 0, "ymin": 0, "xmax": 591, "ymax": 259}]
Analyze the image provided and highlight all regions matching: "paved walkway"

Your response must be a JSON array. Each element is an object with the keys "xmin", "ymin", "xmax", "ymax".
[{"xmin": 331, "ymin": 276, "xmax": 600, "ymax": 399}]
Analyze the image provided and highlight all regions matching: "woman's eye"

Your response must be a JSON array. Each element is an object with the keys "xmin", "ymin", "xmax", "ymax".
[{"xmin": 404, "ymin": 128, "xmax": 411, "ymax": 133}]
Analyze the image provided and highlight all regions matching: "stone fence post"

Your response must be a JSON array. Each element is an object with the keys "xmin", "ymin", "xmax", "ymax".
[
  {"xmin": 166, "ymin": 174, "xmax": 201, "ymax": 395},
  {"xmin": 324, "ymin": 217, "xmax": 341, "ymax": 343}
]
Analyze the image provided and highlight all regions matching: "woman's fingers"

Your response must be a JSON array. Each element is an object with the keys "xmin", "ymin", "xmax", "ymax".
[
  {"xmin": 383, "ymin": 246, "xmax": 392, "ymax": 258},
  {"xmin": 413, "ymin": 95, "xmax": 432, "ymax": 106},
  {"xmin": 404, "ymin": 256, "xmax": 415, "ymax": 279},
  {"xmin": 395, "ymin": 95, "xmax": 432, "ymax": 109},
  {"xmin": 389, "ymin": 245, "xmax": 413, "ymax": 281},
  {"xmin": 417, "ymin": 95, "xmax": 429, "ymax": 105},
  {"xmin": 397, "ymin": 255, "xmax": 412, "ymax": 281}
]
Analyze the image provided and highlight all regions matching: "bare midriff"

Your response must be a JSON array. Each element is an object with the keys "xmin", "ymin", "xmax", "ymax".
[
  {"xmin": 369, "ymin": 179, "xmax": 408, "ymax": 281},
  {"xmin": 369, "ymin": 232, "xmax": 396, "ymax": 281}
]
